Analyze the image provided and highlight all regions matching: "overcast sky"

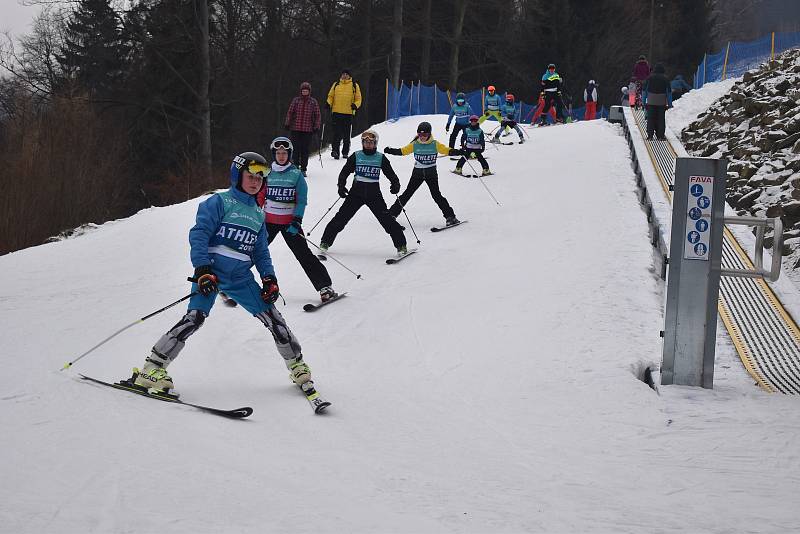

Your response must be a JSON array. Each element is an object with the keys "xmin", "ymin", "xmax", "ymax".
[{"xmin": 1, "ymin": 1, "xmax": 43, "ymax": 37}]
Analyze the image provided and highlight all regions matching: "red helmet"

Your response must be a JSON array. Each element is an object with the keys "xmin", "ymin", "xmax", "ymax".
[
  {"xmin": 469, "ymin": 114, "xmax": 479, "ymax": 122},
  {"xmin": 487, "ymin": 85, "xmax": 496, "ymax": 93},
  {"xmin": 506, "ymin": 93, "xmax": 514, "ymax": 102}
]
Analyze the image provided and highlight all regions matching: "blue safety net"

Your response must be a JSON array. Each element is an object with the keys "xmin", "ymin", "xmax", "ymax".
[
  {"xmin": 386, "ymin": 82, "xmax": 607, "ymax": 124},
  {"xmin": 694, "ymin": 31, "xmax": 800, "ymax": 89}
]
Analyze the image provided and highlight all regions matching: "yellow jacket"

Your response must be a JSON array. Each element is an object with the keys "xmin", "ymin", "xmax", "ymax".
[{"xmin": 327, "ymin": 79, "xmax": 362, "ymax": 115}]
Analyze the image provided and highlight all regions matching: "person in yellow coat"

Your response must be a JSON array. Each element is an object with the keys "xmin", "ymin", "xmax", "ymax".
[{"xmin": 326, "ymin": 69, "xmax": 362, "ymax": 160}]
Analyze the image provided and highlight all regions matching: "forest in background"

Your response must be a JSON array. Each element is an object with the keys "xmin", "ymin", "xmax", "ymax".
[{"xmin": 0, "ymin": 0, "xmax": 795, "ymax": 254}]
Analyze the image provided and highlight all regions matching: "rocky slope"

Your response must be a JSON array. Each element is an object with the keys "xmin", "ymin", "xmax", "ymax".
[{"xmin": 681, "ymin": 48, "xmax": 800, "ymax": 267}]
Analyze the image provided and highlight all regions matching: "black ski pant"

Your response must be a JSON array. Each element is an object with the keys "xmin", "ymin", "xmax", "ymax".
[
  {"xmin": 646, "ymin": 105, "xmax": 667, "ymax": 139},
  {"xmin": 321, "ymin": 181, "xmax": 406, "ymax": 248},
  {"xmin": 331, "ymin": 113, "xmax": 353, "ymax": 157},
  {"xmin": 456, "ymin": 149, "xmax": 489, "ymax": 171},
  {"xmin": 389, "ymin": 166, "xmax": 456, "ymax": 220},
  {"xmin": 448, "ymin": 123, "xmax": 468, "ymax": 149},
  {"xmin": 540, "ymin": 92, "xmax": 563, "ymax": 123},
  {"xmin": 290, "ymin": 130, "xmax": 313, "ymax": 172},
  {"xmin": 266, "ymin": 222, "xmax": 332, "ymax": 291}
]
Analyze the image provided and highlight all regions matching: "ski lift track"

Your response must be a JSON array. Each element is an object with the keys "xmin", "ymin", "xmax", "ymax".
[{"xmin": 623, "ymin": 107, "xmax": 800, "ymax": 394}]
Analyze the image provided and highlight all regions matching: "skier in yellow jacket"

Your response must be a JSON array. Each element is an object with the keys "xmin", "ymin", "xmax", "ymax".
[{"xmin": 326, "ymin": 69, "xmax": 362, "ymax": 160}]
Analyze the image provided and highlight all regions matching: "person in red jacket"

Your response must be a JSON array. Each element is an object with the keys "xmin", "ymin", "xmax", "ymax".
[{"xmin": 284, "ymin": 82, "xmax": 321, "ymax": 176}]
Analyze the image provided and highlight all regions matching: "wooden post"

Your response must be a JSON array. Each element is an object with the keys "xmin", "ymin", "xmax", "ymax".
[
  {"xmin": 722, "ymin": 41, "xmax": 731, "ymax": 80},
  {"xmin": 385, "ymin": 78, "xmax": 388, "ymax": 121}
]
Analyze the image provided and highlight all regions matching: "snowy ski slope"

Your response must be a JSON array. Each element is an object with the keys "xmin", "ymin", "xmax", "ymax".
[{"xmin": 1, "ymin": 106, "xmax": 799, "ymax": 533}]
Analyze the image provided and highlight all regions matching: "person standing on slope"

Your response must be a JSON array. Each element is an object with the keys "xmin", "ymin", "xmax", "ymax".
[
  {"xmin": 384, "ymin": 121, "xmax": 463, "ymax": 227},
  {"xmin": 319, "ymin": 130, "xmax": 408, "ymax": 257},
  {"xmin": 131, "ymin": 152, "xmax": 315, "ymax": 395},
  {"xmin": 538, "ymin": 63, "xmax": 564, "ymax": 126},
  {"xmin": 326, "ymin": 69, "xmax": 362, "ymax": 159},
  {"xmin": 454, "ymin": 115, "xmax": 491, "ymax": 176},
  {"xmin": 643, "ymin": 63, "xmax": 672, "ymax": 141},
  {"xmin": 479, "ymin": 85, "xmax": 503, "ymax": 125},
  {"xmin": 284, "ymin": 81, "xmax": 321, "ymax": 176},
  {"xmin": 492, "ymin": 94, "xmax": 524, "ymax": 144},
  {"xmin": 257, "ymin": 137, "xmax": 337, "ymax": 303},
  {"xmin": 446, "ymin": 92, "xmax": 473, "ymax": 149},
  {"xmin": 583, "ymin": 79, "xmax": 598, "ymax": 120}
]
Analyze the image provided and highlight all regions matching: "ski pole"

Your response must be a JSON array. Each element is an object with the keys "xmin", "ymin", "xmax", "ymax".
[
  {"xmin": 465, "ymin": 160, "xmax": 501, "ymax": 206},
  {"xmin": 395, "ymin": 194, "xmax": 421, "ymax": 244},
  {"xmin": 61, "ymin": 289, "xmax": 198, "ymax": 371},
  {"xmin": 318, "ymin": 123, "xmax": 325, "ymax": 168},
  {"xmin": 303, "ymin": 236, "xmax": 362, "ymax": 279},
  {"xmin": 306, "ymin": 196, "xmax": 342, "ymax": 236}
]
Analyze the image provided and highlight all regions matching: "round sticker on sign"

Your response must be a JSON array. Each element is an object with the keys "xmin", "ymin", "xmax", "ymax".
[
  {"xmin": 697, "ymin": 196, "xmax": 711, "ymax": 209},
  {"xmin": 694, "ymin": 243, "xmax": 708, "ymax": 256},
  {"xmin": 695, "ymin": 219, "xmax": 709, "ymax": 232},
  {"xmin": 688, "ymin": 231, "xmax": 701, "ymax": 244},
  {"xmin": 688, "ymin": 207, "xmax": 702, "ymax": 220}
]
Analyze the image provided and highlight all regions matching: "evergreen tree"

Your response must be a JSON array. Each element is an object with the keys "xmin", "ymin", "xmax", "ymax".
[{"xmin": 58, "ymin": 0, "xmax": 128, "ymax": 98}]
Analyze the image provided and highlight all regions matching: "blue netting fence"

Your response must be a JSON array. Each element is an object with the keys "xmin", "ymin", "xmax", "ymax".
[
  {"xmin": 694, "ymin": 31, "xmax": 800, "ymax": 88},
  {"xmin": 384, "ymin": 81, "xmax": 608, "ymax": 124}
]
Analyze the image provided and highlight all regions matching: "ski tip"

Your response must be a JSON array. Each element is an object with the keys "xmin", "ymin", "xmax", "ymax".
[
  {"xmin": 303, "ymin": 303, "xmax": 316, "ymax": 312},
  {"xmin": 234, "ymin": 407, "xmax": 254, "ymax": 418}
]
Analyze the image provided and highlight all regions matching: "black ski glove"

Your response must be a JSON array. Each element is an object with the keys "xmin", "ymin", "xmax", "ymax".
[
  {"xmin": 390, "ymin": 181, "xmax": 400, "ymax": 195},
  {"xmin": 384, "ymin": 147, "xmax": 401, "ymax": 156},
  {"xmin": 261, "ymin": 275, "xmax": 280, "ymax": 304},
  {"xmin": 194, "ymin": 265, "xmax": 218, "ymax": 296},
  {"xmin": 338, "ymin": 185, "xmax": 348, "ymax": 198}
]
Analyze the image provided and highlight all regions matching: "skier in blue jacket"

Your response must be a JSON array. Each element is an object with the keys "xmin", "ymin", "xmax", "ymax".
[
  {"xmin": 131, "ymin": 152, "xmax": 314, "ymax": 395},
  {"xmin": 446, "ymin": 92, "xmax": 474, "ymax": 148},
  {"xmin": 492, "ymin": 94, "xmax": 524, "ymax": 144}
]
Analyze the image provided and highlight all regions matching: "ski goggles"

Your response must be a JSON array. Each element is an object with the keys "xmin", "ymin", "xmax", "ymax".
[
  {"xmin": 270, "ymin": 139, "xmax": 292, "ymax": 150},
  {"xmin": 246, "ymin": 163, "xmax": 268, "ymax": 177},
  {"xmin": 361, "ymin": 132, "xmax": 377, "ymax": 142},
  {"xmin": 417, "ymin": 130, "xmax": 430, "ymax": 136}
]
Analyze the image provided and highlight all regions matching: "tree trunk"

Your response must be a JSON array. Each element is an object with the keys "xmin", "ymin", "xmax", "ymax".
[
  {"xmin": 420, "ymin": 0, "xmax": 432, "ymax": 83},
  {"xmin": 391, "ymin": 0, "xmax": 403, "ymax": 88},
  {"xmin": 361, "ymin": 0, "xmax": 372, "ymax": 124},
  {"xmin": 197, "ymin": 0, "xmax": 212, "ymax": 195},
  {"xmin": 448, "ymin": 0, "xmax": 467, "ymax": 90}
]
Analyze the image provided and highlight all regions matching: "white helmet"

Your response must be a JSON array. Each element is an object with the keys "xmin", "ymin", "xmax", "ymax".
[{"xmin": 361, "ymin": 129, "xmax": 379, "ymax": 144}]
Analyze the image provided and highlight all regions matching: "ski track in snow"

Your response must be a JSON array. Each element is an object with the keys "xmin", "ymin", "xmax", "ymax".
[{"xmin": 1, "ymin": 108, "xmax": 800, "ymax": 533}]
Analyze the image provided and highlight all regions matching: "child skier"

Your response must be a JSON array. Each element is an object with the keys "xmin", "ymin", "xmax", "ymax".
[
  {"xmin": 492, "ymin": 94, "xmax": 524, "ymax": 144},
  {"xmin": 445, "ymin": 92, "xmax": 473, "ymax": 149},
  {"xmin": 385, "ymin": 121, "xmax": 463, "ymax": 227},
  {"xmin": 539, "ymin": 63, "xmax": 564, "ymax": 126},
  {"xmin": 478, "ymin": 85, "xmax": 502, "ymax": 125},
  {"xmin": 319, "ymin": 130, "xmax": 408, "ymax": 257},
  {"xmin": 454, "ymin": 115, "xmax": 491, "ymax": 176},
  {"xmin": 131, "ymin": 152, "xmax": 314, "ymax": 395},
  {"xmin": 257, "ymin": 137, "xmax": 337, "ymax": 303}
]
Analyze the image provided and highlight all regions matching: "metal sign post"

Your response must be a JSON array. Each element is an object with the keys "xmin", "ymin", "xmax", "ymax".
[{"xmin": 661, "ymin": 157, "xmax": 728, "ymax": 388}]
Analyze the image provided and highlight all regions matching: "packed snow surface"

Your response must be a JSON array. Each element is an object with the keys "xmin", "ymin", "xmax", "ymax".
[{"xmin": 1, "ymin": 106, "xmax": 799, "ymax": 533}]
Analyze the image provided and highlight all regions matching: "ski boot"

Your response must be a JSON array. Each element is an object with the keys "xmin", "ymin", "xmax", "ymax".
[
  {"xmin": 319, "ymin": 242, "xmax": 330, "ymax": 254},
  {"xmin": 397, "ymin": 245, "xmax": 408, "ymax": 257},
  {"xmin": 287, "ymin": 358, "xmax": 311, "ymax": 385},
  {"xmin": 452, "ymin": 167, "xmax": 463, "ymax": 175},
  {"xmin": 133, "ymin": 360, "xmax": 175, "ymax": 395},
  {"xmin": 319, "ymin": 286, "xmax": 337, "ymax": 303},
  {"xmin": 518, "ymin": 138, "xmax": 525, "ymax": 144},
  {"xmin": 445, "ymin": 216, "xmax": 460, "ymax": 227},
  {"xmin": 481, "ymin": 169, "xmax": 492, "ymax": 176}
]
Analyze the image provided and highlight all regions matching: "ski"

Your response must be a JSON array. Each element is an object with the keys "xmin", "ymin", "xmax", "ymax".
[
  {"xmin": 431, "ymin": 220, "xmax": 468, "ymax": 232},
  {"xmin": 299, "ymin": 381, "xmax": 331, "ymax": 414},
  {"xmin": 386, "ymin": 248, "xmax": 418, "ymax": 264},
  {"xmin": 453, "ymin": 170, "xmax": 492, "ymax": 178},
  {"xmin": 303, "ymin": 292, "xmax": 348, "ymax": 312},
  {"xmin": 78, "ymin": 374, "xmax": 253, "ymax": 419}
]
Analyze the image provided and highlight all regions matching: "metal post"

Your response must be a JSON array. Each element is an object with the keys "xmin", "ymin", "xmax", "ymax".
[{"xmin": 661, "ymin": 157, "xmax": 728, "ymax": 388}]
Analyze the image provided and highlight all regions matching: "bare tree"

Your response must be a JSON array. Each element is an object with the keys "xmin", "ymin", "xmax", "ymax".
[
  {"xmin": 448, "ymin": 0, "xmax": 468, "ymax": 89},
  {"xmin": 391, "ymin": 0, "xmax": 403, "ymax": 88}
]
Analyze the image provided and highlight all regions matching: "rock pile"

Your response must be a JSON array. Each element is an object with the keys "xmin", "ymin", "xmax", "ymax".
[{"xmin": 681, "ymin": 48, "xmax": 800, "ymax": 263}]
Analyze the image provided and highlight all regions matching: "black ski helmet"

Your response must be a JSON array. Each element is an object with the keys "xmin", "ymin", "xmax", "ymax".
[
  {"xmin": 417, "ymin": 121, "xmax": 432, "ymax": 135},
  {"xmin": 230, "ymin": 151, "xmax": 268, "ymax": 191}
]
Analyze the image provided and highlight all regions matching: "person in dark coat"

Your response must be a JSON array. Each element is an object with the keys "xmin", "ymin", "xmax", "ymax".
[
  {"xmin": 632, "ymin": 55, "xmax": 651, "ymax": 108},
  {"xmin": 643, "ymin": 63, "xmax": 672, "ymax": 141}
]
